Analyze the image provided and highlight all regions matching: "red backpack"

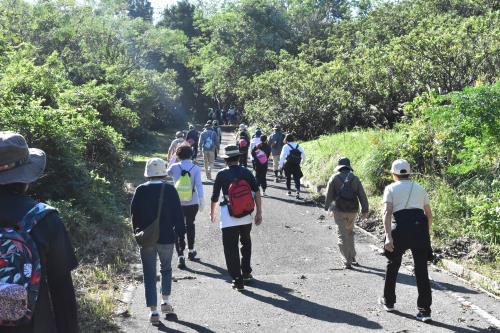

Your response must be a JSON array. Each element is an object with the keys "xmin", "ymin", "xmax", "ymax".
[
  {"xmin": 227, "ymin": 179, "xmax": 255, "ymax": 218},
  {"xmin": 238, "ymin": 138, "xmax": 248, "ymax": 149}
]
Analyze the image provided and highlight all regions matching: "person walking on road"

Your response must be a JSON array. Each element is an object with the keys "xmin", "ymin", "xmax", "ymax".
[
  {"xmin": 249, "ymin": 129, "xmax": 262, "ymax": 169},
  {"xmin": 268, "ymin": 125, "xmax": 285, "ymax": 182},
  {"xmin": 198, "ymin": 124, "xmax": 219, "ymax": 180},
  {"xmin": 237, "ymin": 126, "xmax": 250, "ymax": 168},
  {"xmin": 251, "ymin": 135, "xmax": 271, "ymax": 196},
  {"xmin": 210, "ymin": 145, "xmax": 263, "ymax": 291},
  {"xmin": 131, "ymin": 158, "xmax": 186, "ymax": 325},
  {"xmin": 324, "ymin": 157, "xmax": 369, "ymax": 269},
  {"xmin": 186, "ymin": 125, "xmax": 199, "ymax": 160},
  {"xmin": 167, "ymin": 146, "xmax": 204, "ymax": 269},
  {"xmin": 167, "ymin": 131, "xmax": 186, "ymax": 164},
  {"xmin": 213, "ymin": 120, "xmax": 222, "ymax": 160},
  {"xmin": 0, "ymin": 132, "xmax": 78, "ymax": 333},
  {"xmin": 379, "ymin": 159, "xmax": 433, "ymax": 322},
  {"xmin": 279, "ymin": 134, "xmax": 305, "ymax": 199}
]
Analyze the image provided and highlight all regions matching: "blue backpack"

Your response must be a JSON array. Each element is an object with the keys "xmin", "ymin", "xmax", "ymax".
[{"xmin": 0, "ymin": 203, "xmax": 55, "ymax": 326}]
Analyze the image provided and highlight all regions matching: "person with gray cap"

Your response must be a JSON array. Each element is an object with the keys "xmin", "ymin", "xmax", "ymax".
[
  {"xmin": 130, "ymin": 157, "xmax": 186, "ymax": 325},
  {"xmin": 379, "ymin": 159, "xmax": 433, "ymax": 323},
  {"xmin": 324, "ymin": 157, "xmax": 369, "ymax": 269},
  {"xmin": 0, "ymin": 132, "xmax": 78, "ymax": 333}
]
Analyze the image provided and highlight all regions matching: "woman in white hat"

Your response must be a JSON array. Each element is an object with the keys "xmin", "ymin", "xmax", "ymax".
[
  {"xmin": 379, "ymin": 159, "xmax": 433, "ymax": 322},
  {"xmin": 130, "ymin": 158, "xmax": 186, "ymax": 325},
  {"xmin": 0, "ymin": 131, "xmax": 78, "ymax": 333}
]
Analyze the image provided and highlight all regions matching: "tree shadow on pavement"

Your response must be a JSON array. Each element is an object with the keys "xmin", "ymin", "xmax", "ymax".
[
  {"xmin": 391, "ymin": 310, "xmax": 493, "ymax": 333},
  {"xmin": 264, "ymin": 194, "xmax": 316, "ymax": 207},
  {"xmin": 243, "ymin": 279, "xmax": 382, "ymax": 329}
]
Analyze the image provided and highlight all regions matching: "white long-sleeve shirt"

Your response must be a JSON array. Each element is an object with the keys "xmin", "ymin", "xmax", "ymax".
[{"xmin": 279, "ymin": 142, "xmax": 305, "ymax": 169}]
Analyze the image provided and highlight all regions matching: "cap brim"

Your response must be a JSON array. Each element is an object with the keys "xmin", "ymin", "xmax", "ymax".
[
  {"xmin": 335, "ymin": 164, "xmax": 353, "ymax": 172},
  {"xmin": 221, "ymin": 152, "xmax": 242, "ymax": 159},
  {"xmin": 0, "ymin": 148, "xmax": 46, "ymax": 185}
]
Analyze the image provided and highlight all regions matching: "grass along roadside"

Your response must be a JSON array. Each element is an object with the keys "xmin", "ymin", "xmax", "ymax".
[{"xmin": 301, "ymin": 129, "xmax": 499, "ymax": 289}]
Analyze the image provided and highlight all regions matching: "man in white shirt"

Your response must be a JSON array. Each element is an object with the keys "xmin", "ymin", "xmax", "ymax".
[
  {"xmin": 379, "ymin": 159, "xmax": 433, "ymax": 323},
  {"xmin": 279, "ymin": 134, "xmax": 305, "ymax": 199}
]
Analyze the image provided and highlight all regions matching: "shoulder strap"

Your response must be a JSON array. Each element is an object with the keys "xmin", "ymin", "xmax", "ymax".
[
  {"xmin": 404, "ymin": 181, "xmax": 415, "ymax": 210},
  {"xmin": 22, "ymin": 203, "xmax": 57, "ymax": 233},
  {"xmin": 157, "ymin": 184, "xmax": 166, "ymax": 220},
  {"xmin": 287, "ymin": 143, "xmax": 293, "ymax": 149}
]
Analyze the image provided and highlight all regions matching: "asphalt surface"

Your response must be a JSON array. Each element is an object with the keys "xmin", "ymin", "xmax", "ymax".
[{"xmin": 119, "ymin": 129, "xmax": 500, "ymax": 333}]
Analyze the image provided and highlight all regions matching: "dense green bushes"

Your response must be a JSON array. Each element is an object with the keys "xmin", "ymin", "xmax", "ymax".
[{"xmin": 302, "ymin": 83, "xmax": 499, "ymax": 245}]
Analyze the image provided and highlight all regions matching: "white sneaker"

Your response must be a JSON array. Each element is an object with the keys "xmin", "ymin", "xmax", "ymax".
[
  {"xmin": 161, "ymin": 302, "xmax": 174, "ymax": 314},
  {"xmin": 378, "ymin": 297, "xmax": 395, "ymax": 312},
  {"xmin": 149, "ymin": 311, "xmax": 160, "ymax": 325}
]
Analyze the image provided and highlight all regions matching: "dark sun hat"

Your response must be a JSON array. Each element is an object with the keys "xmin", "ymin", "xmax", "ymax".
[
  {"xmin": 0, "ymin": 132, "xmax": 46, "ymax": 185},
  {"xmin": 220, "ymin": 145, "xmax": 242, "ymax": 159},
  {"xmin": 334, "ymin": 157, "xmax": 353, "ymax": 172}
]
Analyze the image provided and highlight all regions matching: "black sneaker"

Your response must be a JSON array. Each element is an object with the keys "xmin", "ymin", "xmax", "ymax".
[
  {"xmin": 296, "ymin": 192, "xmax": 301, "ymax": 199},
  {"xmin": 416, "ymin": 310, "xmax": 432, "ymax": 322},
  {"xmin": 378, "ymin": 297, "xmax": 395, "ymax": 312},
  {"xmin": 177, "ymin": 256, "xmax": 186, "ymax": 269},
  {"xmin": 242, "ymin": 273, "xmax": 254, "ymax": 284},
  {"xmin": 287, "ymin": 191, "xmax": 292, "ymax": 196},
  {"xmin": 187, "ymin": 250, "xmax": 197, "ymax": 261},
  {"xmin": 232, "ymin": 278, "xmax": 244, "ymax": 291},
  {"xmin": 352, "ymin": 259, "xmax": 360, "ymax": 266}
]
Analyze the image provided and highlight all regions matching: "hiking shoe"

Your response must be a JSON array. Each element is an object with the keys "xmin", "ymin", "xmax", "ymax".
[
  {"xmin": 149, "ymin": 311, "xmax": 160, "ymax": 325},
  {"xmin": 262, "ymin": 191, "xmax": 267, "ymax": 197},
  {"xmin": 161, "ymin": 302, "xmax": 174, "ymax": 314},
  {"xmin": 296, "ymin": 192, "xmax": 301, "ymax": 199},
  {"xmin": 177, "ymin": 256, "xmax": 186, "ymax": 269},
  {"xmin": 378, "ymin": 297, "xmax": 395, "ymax": 312},
  {"xmin": 352, "ymin": 259, "xmax": 360, "ymax": 266},
  {"xmin": 344, "ymin": 263, "xmax": 352, "ymax": 270},
  {"xmin": 287, "ymin": 191, "xmax": 292, "ymax": 196},
  {"xmin": 275, "ymin": 177, "xmax": 279, "ymax": 183},
  {"xmin": 242, "ymin": 273, "xmax": 254, "ymax": 284},
  {"xmin": 416, "ymin": 311, "xmax": 432, "ymax": 322},
  {"xmin": 232, "ymin": 278, "xmax": 245, "ymax": 291},
  {"xmin": 187, "ymin": 250, "xmax": 197, "ymax": 261}
]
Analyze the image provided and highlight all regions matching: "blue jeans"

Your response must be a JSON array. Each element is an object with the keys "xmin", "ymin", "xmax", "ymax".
[{"xmin": 140, "ymin": 243, "xmax": 174, "ymax": 307}]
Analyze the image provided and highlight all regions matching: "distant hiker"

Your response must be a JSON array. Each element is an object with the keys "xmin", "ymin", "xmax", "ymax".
[
  {"xmin": 210, "ymin": 145, "xmax": 262, "ymax": 291},
  {"xmin": 167, "ymin": 131, "xmax": 186, "ymax": 167},
  {"xmin": 279, "ymin": 134, "xmax": 305, "ymax": 199},
  {"xmin": 379, "ymin": 159, "xmax": 433, "ymax": 322},
  {"xmin": 198, "ymin": 124, "xmax": 219, "ymax": 180},
  {"xmin": 249, "ymin": 129, "xmax": 262, "ymax": 169},
  {"xmin": 131, "ymin": 158, "xmax": 186, "ymax": 325},
  {"xmin": 0, "ymin": 132, "xmax": 78, "ymax": 333},
  {"xmin": 186, "ymin": 125, "xmax": 199, "ymax": 160},
  {"xmin": 213, "ymin": 120, "xmax": 222, "ymax": 159},
  {"xmin": 324, "ymin": 157, "xmax": 369, "ymax": 269},
  {"xmin": 237, "ymin": 132, "xmax": 250, "ymax": 168},
  {"xmin": 222, "ymin": 110, "xmax": 228, "ymax": 125},
  {"xmin": 167, "ymin": 145, "xmax": 204, "ymax": 269},
  {"xmin": 251, "ymin": 135, "xmax": 271, "ymax": 196},
  {"xmin": 268, "ymin": 125, "xmax": 285, "ymax": 182}
]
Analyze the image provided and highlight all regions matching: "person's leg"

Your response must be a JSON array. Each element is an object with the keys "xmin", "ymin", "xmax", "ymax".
[
  {"xmin": 239, "ymin": 223, "xmax": 253, "ymax": 275},
  {"xmin": 285, "ymin": 169, "xmax": 292, "ymax": 191},
  {"xmin": 222, "ymin": 226, "xmax": 242, "ymax": 280},
  {"xmin": 157, "ymin": 243, "xmax": 174, "ymax": 300},
  {"xmin": 203, "ymin": 151, "xmax": 210, "ymax": 178},
  {"xmin": 261, "ymin": 168, "xmax": 268, "ymax": 191},
  {"xmin": 383, "ymin": 231, "xmax": 407, "ymax": 306},
  {"xmin": 293, "ymin": 169, "xmax": 301, "ymax": 193},
  {"xmin": 272, "ymin": 154, "xmax": 279, "ymax": 179},
  {"xmin": 208, "ymin": 151, "xmax": 215, "ymax": 176},
  {"xmin": 140, "ymin": 246, "xmax": 158, "ymax": 308},
  {"xmin": 333, "ymin": 211, "xmax": 350, "ymax": 266},
  {"xmin": 184, "ymin": 205, "xmax": 199, "ymax": 251},
  {"xmin": 411, "ymin": 247, "xmax": 432, "ymax": 313},
  {"xmin": 344, "ymin": 212, "xmax": 358, "ymax": 263}
]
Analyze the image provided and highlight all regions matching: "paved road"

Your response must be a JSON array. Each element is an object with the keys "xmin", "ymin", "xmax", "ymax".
[{"xmin": 119, "ymin": 129, "xmax": 499, "ymax": 333}]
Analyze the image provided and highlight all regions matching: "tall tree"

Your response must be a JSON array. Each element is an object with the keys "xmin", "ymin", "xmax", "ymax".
[
  {"xmin": 158, "ymin": 0, "xmax": 200, "ymax": 38},
  {"xmin": 127, "ymin": 0, "xmax": 153, "ymax": 21}
]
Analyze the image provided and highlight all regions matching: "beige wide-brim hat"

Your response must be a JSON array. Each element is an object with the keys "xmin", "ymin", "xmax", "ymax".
[
  {"xmin": 144, "ymin": 158, "xmax": 167, "ymax": 178},
  {"xmin": 0, "ymin": 132, "xmax": 46, "ymax": 185}
]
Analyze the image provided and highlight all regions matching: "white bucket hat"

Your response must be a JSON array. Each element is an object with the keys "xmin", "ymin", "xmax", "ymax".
[
  {"xmin": 391, "ymin": 159, "xmax": 411, "ymax": 175},
  {"xmin": 144, "ymin": 158, "xmax": 167, "ymax": 178},
  {"xmin": 239, "ymin": 124, "xmax": 247, "ymax": 131}
]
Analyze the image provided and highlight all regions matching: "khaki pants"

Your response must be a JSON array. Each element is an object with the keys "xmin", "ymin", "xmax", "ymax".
[
  {"xmin": 272, "ymin": 154, "xmax": 280, "ymax": 172},
  {"xmin": 333, "ymin": 211, "xmax": 358, "ymax": 265},
  {"xmin": 203, "ymin": 150, "xmax": 215, "ymax": 179}
]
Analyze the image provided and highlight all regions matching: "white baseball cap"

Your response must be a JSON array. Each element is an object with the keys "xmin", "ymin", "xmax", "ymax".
[
  {"xmin": 391, "ymin": 159, "xmax": 411, "ymax": 175},
  {"xmin": 144, "ymin": 158, "xmax": 167, "ymax": 178}
]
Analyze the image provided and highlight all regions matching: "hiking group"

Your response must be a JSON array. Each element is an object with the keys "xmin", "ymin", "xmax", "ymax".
[{"xmin": 0, "ymin": 125, "xmax": 434, "ymax": 331}]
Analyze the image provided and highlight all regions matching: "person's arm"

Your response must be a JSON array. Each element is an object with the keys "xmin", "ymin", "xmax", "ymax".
[
  {"xmin": 194, "ymin": 167, "xmax": 205, "ymax": 211},
  {"xmin": 300, "ymin": 146, "xmax": 305, "ymax": 163},
  {"xmin": 48, "ymin": 273, "xmax": 78, "ymax": 333},
  {"xmin": 383, "ymin": 202, "xmax": 394, "ymax": 252},
  {"xmin": 279, "ymin": 145, "xmax": 288, "ymax": 169},
  {"xmin": 424, "ymin": 204, "xmax": 433, "ymax": 230},
  {"xmin": 254, "ymin": 191, "xmax": 262, "ymax": 225},
  {"xmin": 356, "ymin": 178, "xmax": 369, "ymax": 216},
  {"xmin": 210, "ymin": 174, "xmax": 222, "ymax": 223},
  {"xmin": 324, "ymin": 176, "xmax": 335, "ymax": 213},
  {"xmin": 170, "ymin": 187, "xmax": 186, "ymax": 237},
  {"xmin": 198, "ymin": 133, "xmax": 204, "ymax": 151}
]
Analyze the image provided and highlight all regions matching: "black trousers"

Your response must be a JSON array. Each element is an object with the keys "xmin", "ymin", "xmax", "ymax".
[
  {"xmin": 192, "ymin": 146, "xmax": 198, "ymax": 160},
  {"xmin": 239, "ymin": 150, "xmax": 248, "ymax": 168},
  {"xmin": 384, "ymin": 221, "xmax": 432, "ymax": 312},
  {"xmin": 222, "ymin": 223, "xmax": 252, "ymax": 280},
  {"xmin": 284, "ymin": 165, "xmax": 302, "ymax": 192},
  {"xmin": 255, "ymin": 167, "xmax": 268, "ymax": 191},
  {"xmin": 175, "ymin": 204, "xmax": 198, "ymax": 256}
]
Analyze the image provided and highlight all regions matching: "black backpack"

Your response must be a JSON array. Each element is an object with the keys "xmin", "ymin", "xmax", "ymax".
[
  {"xmin": 335, "ymin": 173, "xmax": 358, "ymax": 211},
  {"xmin": 286, "ymin": 144, "xmax": 302, "ymax": 165}
]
